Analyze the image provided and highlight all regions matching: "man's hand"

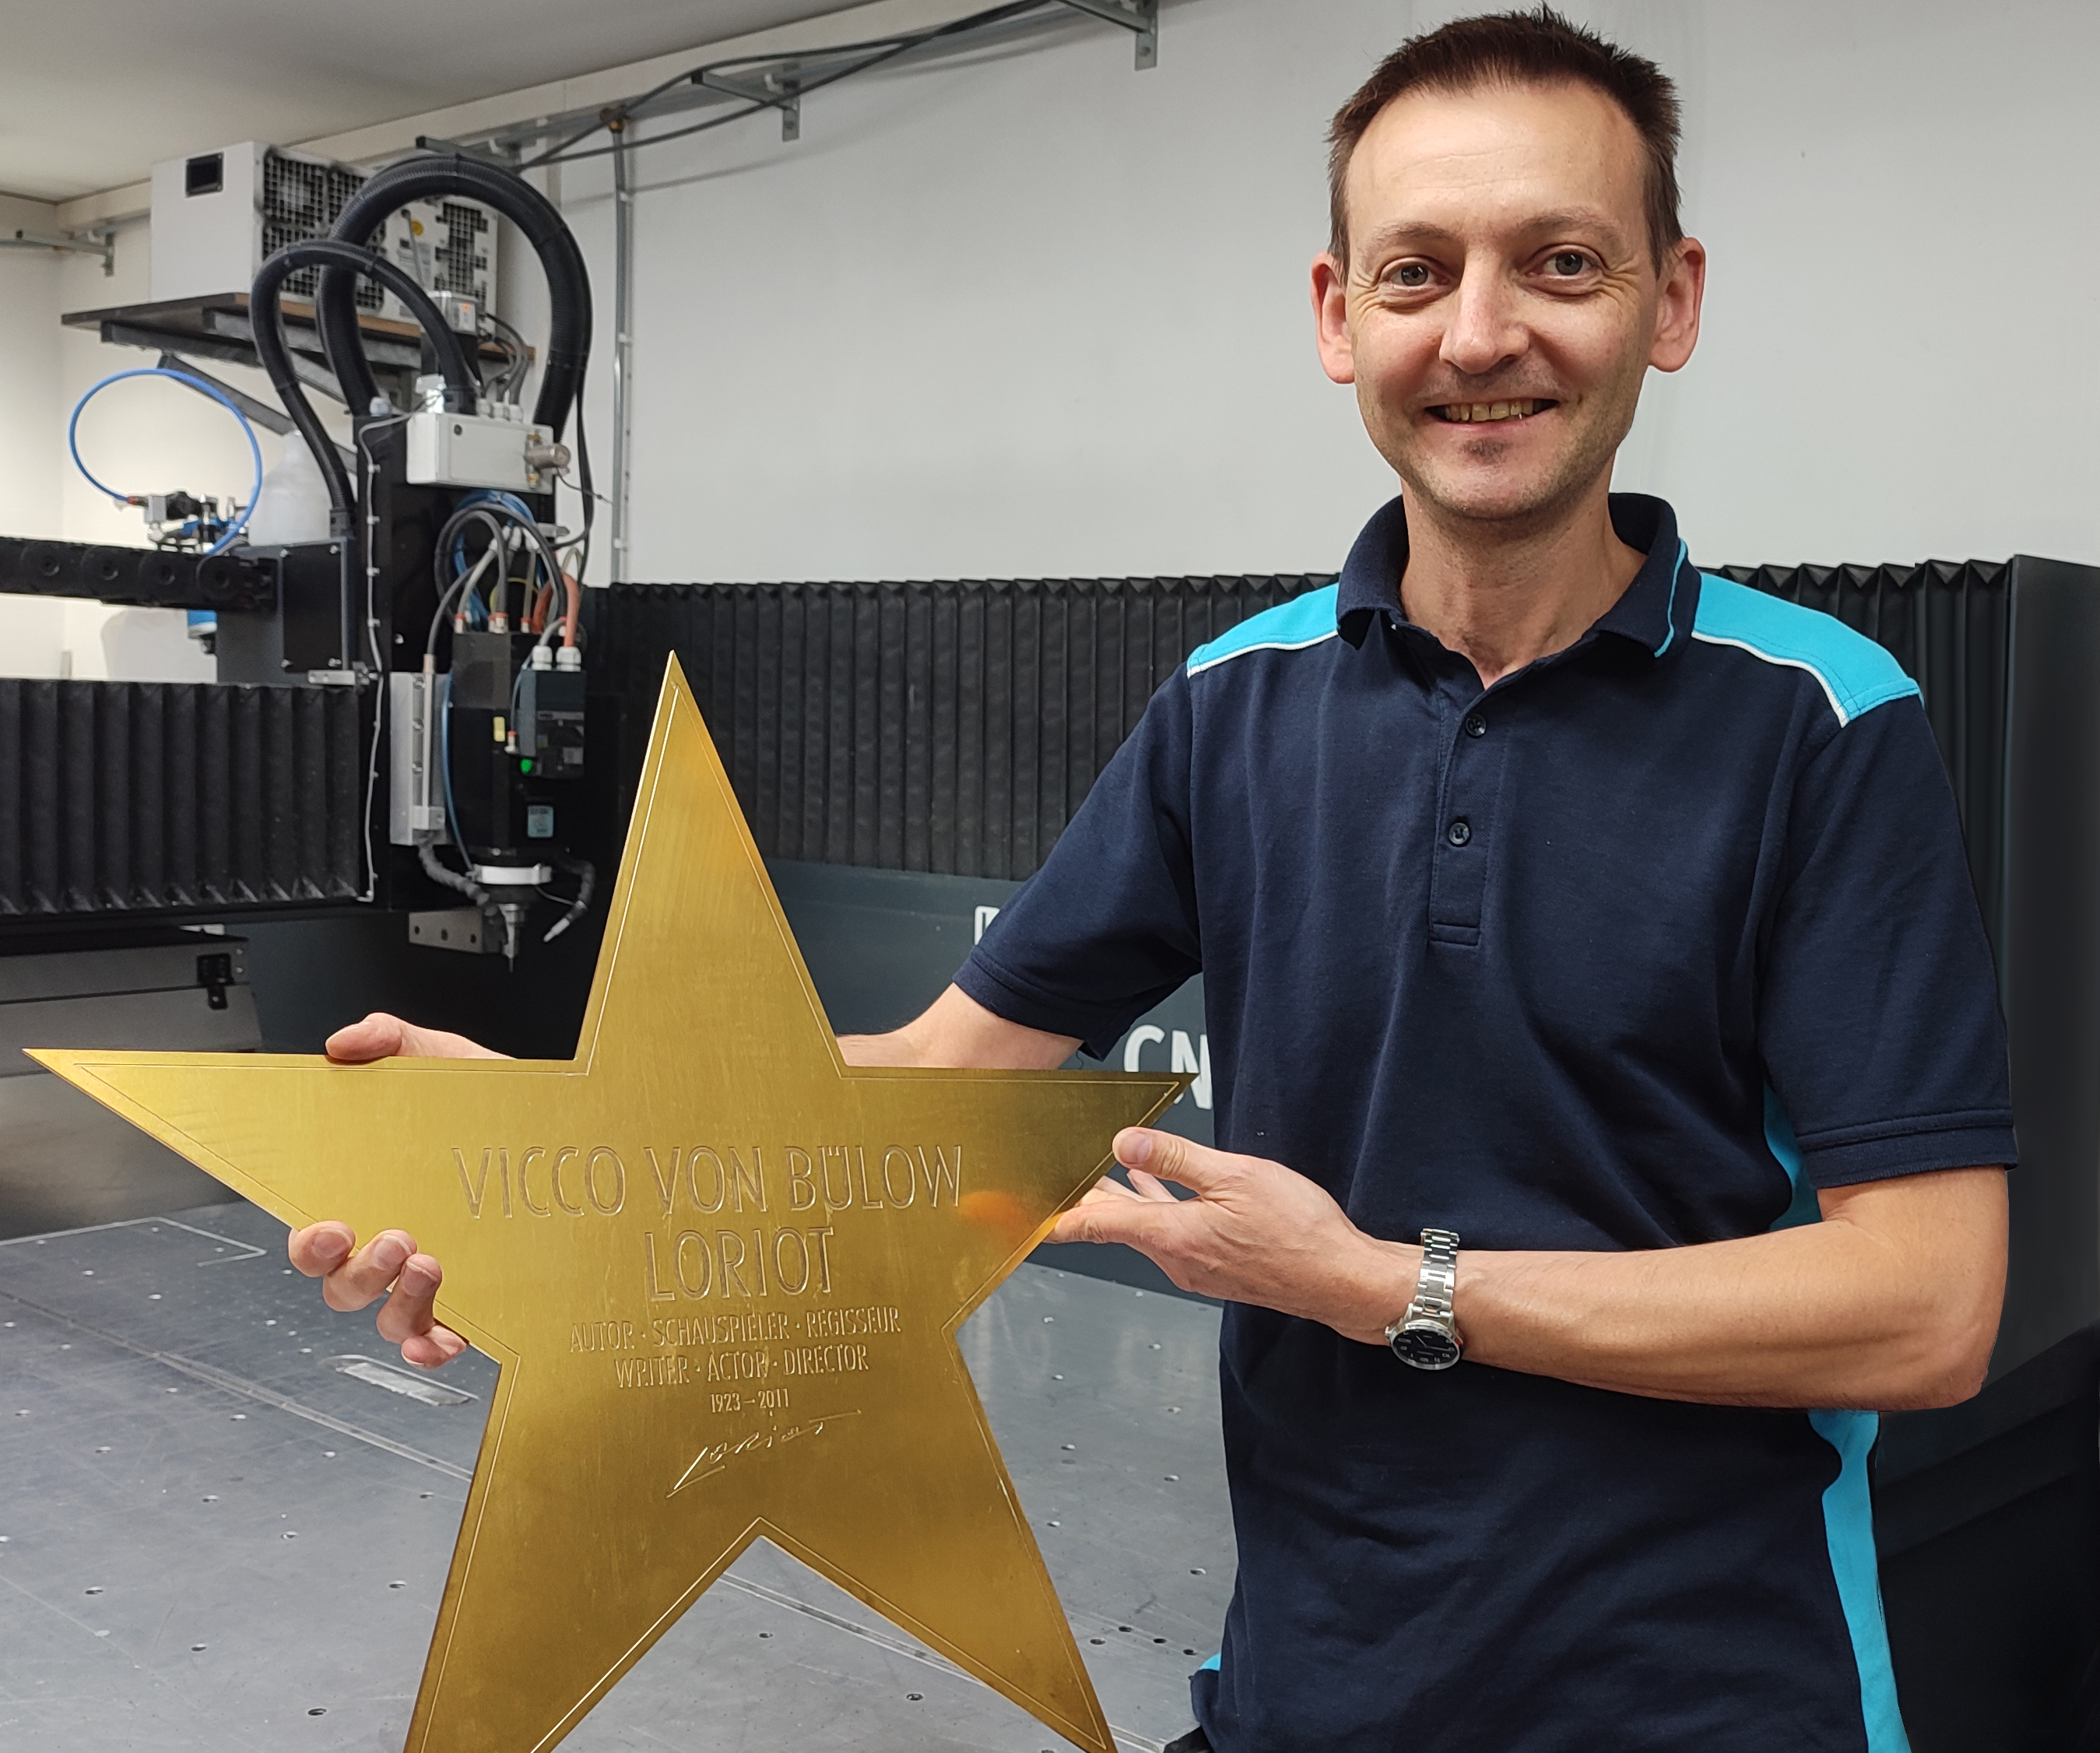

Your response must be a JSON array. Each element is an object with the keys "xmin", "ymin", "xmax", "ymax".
[
  {"xmin": 288, "ymin": 1222, "xmax": 466, "ymax": 1369},
  {"xmin": 323, "ymin": 1011, "xmax": 507, "ymax": 1065},
  {"xmin": 1050, "ymin": 1129, "xmax": 1412, "ymax": 1339},
  {"xmin": 285, "ymin": 1012, "xmax": 502, "ymax": 1368}
]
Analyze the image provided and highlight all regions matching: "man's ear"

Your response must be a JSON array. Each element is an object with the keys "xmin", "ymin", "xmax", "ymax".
[
  {"xmin": 1312, "ymin": 252, "xmax": 1356, "ymax": 385},
  {"xmin": 1649, "ymin": 236, "xmax": 1706, "ymax": 374}
]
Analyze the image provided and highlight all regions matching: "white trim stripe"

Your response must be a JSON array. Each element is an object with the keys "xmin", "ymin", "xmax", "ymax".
[
  {"xmin": 1689, "ymin": 631, "xmax": 1850, "ymax": 725},
  {"xmin": 1186, "ymin": 629, "xmax": 1340, "ymax": 676}
]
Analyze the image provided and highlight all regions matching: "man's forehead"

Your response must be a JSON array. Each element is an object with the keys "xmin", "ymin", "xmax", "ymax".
[{"xmin": 1344, "ymin": 79, "xmax": 1646, "ymax": 251}]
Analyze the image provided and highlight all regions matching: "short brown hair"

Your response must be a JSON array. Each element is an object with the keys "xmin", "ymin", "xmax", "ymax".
[{"xmin": 1326, "ymin": 7, "xmax": 1684, "ymax": 269}]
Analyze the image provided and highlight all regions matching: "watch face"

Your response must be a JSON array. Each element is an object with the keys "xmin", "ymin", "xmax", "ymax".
[{"xmin": 1392, "ymin": 1321, "xmax": 1461, "ymax": 1372}]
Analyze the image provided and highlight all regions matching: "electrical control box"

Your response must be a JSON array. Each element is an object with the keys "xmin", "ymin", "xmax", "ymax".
[
  {"xmin": 406, "ymin": 405, "xmax": 553, "ymax": 492},
  {"xmin": 149, "ymin": 142, "xmax": 499, "ymax": 323},
  {"xmin": 444, "ymin": 630, "xmax": 588, "ymax": 866},
  {"xmin": 517, "ymin": 665, "xmax": 587, "ymax": 775}
]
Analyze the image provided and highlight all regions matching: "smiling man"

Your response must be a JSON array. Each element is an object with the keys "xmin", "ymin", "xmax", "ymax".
[{"xmin": 302, "ymin": 10, "xmax": 2013, "ymax": 1752}]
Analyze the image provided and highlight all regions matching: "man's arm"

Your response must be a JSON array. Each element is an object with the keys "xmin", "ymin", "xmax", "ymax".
[
  {"xmin": 837, "ymin": 983, "xmax": 1078, "ymax": 1070},
  {"xmin": 1057, "ymin": 1129, "xmax": 2007, "ymax": 1410}
]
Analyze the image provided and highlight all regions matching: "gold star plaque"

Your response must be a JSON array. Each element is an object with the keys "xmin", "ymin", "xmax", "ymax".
[{"xmin": 33, "ymin": 659, "xmax": 1182, "ymax": 1753}]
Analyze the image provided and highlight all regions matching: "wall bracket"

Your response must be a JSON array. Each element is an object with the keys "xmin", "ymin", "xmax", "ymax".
[
  {"xmin": 2, "ymin": 225, "xmax": 116, "ymax": 275},
  {"xmin": 1059, "ymin": 0, "xmax": 1158, "ymax": 69},
  {"xmin": 697, "ymin": 62, "xmax": 803, "ymax": 142}
]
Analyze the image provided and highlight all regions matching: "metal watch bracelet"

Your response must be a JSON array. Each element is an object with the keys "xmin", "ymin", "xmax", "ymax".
[{"xmin": 1386, "ymin": 1227, "xmax": 1463, "ymax": 1371}]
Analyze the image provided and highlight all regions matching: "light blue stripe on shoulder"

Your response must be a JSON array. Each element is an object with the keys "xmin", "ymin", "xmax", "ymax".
[
  {"xmin": 1765, "ymin": 1091, "xmax": 1912, "ymax": 1753},
  {"xmin": 1186, "ymin": 585, "xmax": 1340, "ymax": 677},
  {"xmin": 1691, "ymin": 577, "xmax": 1919, "ymax": 727}
]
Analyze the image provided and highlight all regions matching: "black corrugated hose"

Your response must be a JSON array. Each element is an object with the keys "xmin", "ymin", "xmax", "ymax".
[
  {"xmin": 314, "ymin": 153, "xmax": 592, "ymax": 443},
  {"xmin": 248, "ymin": 236, "xmax": 480, "ymax": 672}
]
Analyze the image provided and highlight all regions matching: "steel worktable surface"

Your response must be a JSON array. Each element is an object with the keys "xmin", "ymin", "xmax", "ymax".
[{"xmin": 0, "ymin": 1200, "xmax": 1232, "ymax": 1751}]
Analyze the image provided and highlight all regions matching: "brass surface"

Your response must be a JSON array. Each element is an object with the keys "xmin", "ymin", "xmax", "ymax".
[{"xmin": 33, "ymin": 661, "xmax": 1184, "ymax": 1753}]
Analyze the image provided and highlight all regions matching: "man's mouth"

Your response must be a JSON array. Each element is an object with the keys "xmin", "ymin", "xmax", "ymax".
[{"xmin": 1429, "ymin": 399, "xmax": 1556, "ymax": 423}]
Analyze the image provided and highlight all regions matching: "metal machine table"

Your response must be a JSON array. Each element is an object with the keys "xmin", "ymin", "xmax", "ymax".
[{"xmin": 0, "ymin": 1200, "xmax": 1231, "ymax": 1751}]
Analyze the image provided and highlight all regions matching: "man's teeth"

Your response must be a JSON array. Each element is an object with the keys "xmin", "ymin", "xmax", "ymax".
[{"xmin": 1439, "ymin": 399, "xmax": 1544, "ymax": 422}]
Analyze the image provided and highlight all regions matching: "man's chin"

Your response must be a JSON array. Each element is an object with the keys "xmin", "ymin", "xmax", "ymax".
[{"xmin": 1393, "ymin": 465, "xmax": 1592, "ymax": 529}]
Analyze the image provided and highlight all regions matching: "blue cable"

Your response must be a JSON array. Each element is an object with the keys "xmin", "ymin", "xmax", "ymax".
[
  {"xmin": 448, "ymin": 490, "xmax": 545, "ymax": 620},
  {"xmin": 68, "ymin": 366, "xmax": 265, "ymax": 560}
]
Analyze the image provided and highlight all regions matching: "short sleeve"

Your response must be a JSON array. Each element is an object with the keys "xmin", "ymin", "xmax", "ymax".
[
  {"xmin": 955, "ymin": 669, "xmax": 1201, "ymax": 1057},
  {"xmin": 1759, "ymin": 697, "xmax": 2017, "ymax": 1187}
]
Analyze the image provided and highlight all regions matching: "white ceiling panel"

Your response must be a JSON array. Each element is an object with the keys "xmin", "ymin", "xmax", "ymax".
[{"xmin": 0, "ymin": 0, "xmax": 864, "ymax": 201}]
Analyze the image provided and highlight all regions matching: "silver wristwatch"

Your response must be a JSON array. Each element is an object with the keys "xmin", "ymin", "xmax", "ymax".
[{"xmin": 1387, "ymin": 1227, "xmax": 1463, "ymax": 1371}]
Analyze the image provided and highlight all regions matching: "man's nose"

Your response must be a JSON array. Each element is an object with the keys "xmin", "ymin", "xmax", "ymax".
[{"xmin": 1438, "ymin": 264, "xmax": 1526, "ymax": 378}]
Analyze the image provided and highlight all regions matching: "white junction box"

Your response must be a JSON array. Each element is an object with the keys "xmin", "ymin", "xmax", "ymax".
[
  {"xmin": 406, "ymin": 403, "xmax": 549, "ymax": 492},
  {"xmin": 149, "ymin": 141, "xmax": 498, "ymax": 323}
]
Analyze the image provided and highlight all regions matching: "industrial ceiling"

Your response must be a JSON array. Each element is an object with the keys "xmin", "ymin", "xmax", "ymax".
[{"xmin": 0, "ymin": 0, "xmax": 864, "ymax": 202}]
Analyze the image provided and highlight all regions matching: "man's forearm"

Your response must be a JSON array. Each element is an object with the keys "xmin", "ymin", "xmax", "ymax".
[
  {"xmin": 837, "ymin": 982, "xmax": 1078, "ymax": 1071},
  {"xmin": 1333, "ymin": 1168, "xmax": 2007, "ymax": 1410},
  {"xmin": 1063, "ymin": 1131, "xmax": 2007, "ymax": 1414}
]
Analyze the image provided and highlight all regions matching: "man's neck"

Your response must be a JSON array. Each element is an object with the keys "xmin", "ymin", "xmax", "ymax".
[{"xmin": 1397, "ymin": 479, "xmax": 1647, "ymax": 690}]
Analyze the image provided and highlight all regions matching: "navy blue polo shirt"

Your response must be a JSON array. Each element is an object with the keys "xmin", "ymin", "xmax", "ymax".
[{"xmin": 957, "ymin": 494, "xmax": 2016, "ymax": 1753}]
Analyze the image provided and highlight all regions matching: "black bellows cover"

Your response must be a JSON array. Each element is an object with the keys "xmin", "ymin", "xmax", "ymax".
[
  {"xmin": 595, "ymin": 578, "xmax": 1334, "ymax": 880},
  {"xmin": 0, "ymin": 680, "xmax": 364, "ymax": 919},
  {"xmin": 597, "ymin": 565, "xmax": 2012, "ymax": 898}
]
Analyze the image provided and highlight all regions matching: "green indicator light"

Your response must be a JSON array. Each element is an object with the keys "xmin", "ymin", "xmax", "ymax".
[{"xmin": 519, "ymin": 758, "xmax": 534, "ymax": 774}]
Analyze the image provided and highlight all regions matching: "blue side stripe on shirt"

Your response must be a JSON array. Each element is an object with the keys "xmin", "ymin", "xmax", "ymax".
[
  {"xmin": 1765, "ymin": 1091, "xmax": 1912, "ymax": 1753},
  {"xmin": 1691, "ymin": 578, "xmax": 1919, "ymax": 727},
  {"xmin": 1186, "ymin": 585, "xmax": 1340, "ymax": 676}
]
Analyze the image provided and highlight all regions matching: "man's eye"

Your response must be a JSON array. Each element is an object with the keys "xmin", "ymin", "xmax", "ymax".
[
  {"xmin": 1391, "ymin": 263, "xmax": 1431, "ymax": 289},
  {"xmin": 1547, "ymin": 251, "xmax": 1591, "ymax": 277}
]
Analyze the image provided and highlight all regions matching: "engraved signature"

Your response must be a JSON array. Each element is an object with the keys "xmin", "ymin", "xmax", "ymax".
[{"xmin": 668, "ymin": 1410, "xmax": 861, "ymax": 1497}]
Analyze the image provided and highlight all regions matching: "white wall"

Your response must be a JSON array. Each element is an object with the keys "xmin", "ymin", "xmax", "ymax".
[
  {"xmin": 0, "ymin": 210, "xmax": 255, "ymax": 680},
  {"xmin": 2, "ymin": 0, "xmax": 2094, "ymax": 617},
  {"xmin": 567, "ymin": 0, "xmax": 2099, "ymax": 582},
  {"xmin": 0, "ymin": 195, "xmax": 68, "ymax": 676}
]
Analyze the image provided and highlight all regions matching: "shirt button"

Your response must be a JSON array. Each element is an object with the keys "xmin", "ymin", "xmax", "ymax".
[
  {"xmin": 1447, "ymin": 819, "xmax": 1472, "ymax": 847},
  {"xmin": 1463, "ymin": 713, "xmax": 1487, "ymax": 738}
]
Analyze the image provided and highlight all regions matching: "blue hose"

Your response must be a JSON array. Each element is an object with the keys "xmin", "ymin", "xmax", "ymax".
[
  {"xmin": 448, "ymin": 490, "xmax": 544, "ymax": 621},
  {"xmin": 68, "ymin": 366, "xmax": 265, "ymax": 560}
]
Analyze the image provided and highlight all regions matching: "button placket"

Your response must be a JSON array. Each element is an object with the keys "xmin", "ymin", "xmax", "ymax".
[{"xmin": 1427, "ymin": 692, "xmax": 1507, "ymax": 948}]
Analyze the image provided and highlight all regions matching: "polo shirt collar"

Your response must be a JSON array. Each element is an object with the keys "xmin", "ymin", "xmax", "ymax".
[{"xmin": 1334, "ymin": 490, "xmax": 1696, "ymax": 659}]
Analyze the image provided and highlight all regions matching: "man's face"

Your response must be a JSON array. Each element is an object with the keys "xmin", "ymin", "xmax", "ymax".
[{"xmin": 1312, "ymin": 79, "xmax": 1703, "ymax": 530}]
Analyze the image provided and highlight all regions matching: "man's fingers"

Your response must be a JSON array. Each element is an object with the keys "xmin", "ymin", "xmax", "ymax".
[
  {"xmin": 288, "ymin": 1221, "xmax": 354, "ymax": 1278},
  {"xmin": 1050, "ymin": 1193, "xmax": 1185, "ymax": 1249},
  {"xmin": 374, "ymin": 1252, "xmax": 444, "ymax": 1345},
  {"xmin": 1114, "ymin": 1127, "xmax": 1238, "ymax": 1194},
  {"xmin": 1076, "ymin": 1175, "xmax": 1143, "ymax": 1206},
  {"xmin": 400, "ymin": 1324, "xmax": 468, "ymax": 1370},
  {"xmin": 1126, "ymin": 1166, "xmax": 1181, "ymax": 1203},
  {"xmin": 321, "ymin": 1228, "xmax": 419, "ymax": 1312},
  {"xmin": 324, "ymin": 1012, "xmax": 507, "ymax": 1063},
  {"xmin": 325, "ymin": 1013, "xmax": 409, "ymax": 1063}
]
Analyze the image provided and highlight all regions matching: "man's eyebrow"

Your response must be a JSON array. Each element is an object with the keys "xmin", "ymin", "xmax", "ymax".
[{"xmin": 1354, "ymin": 207, "xmax": 1633, "ymax": 257}]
